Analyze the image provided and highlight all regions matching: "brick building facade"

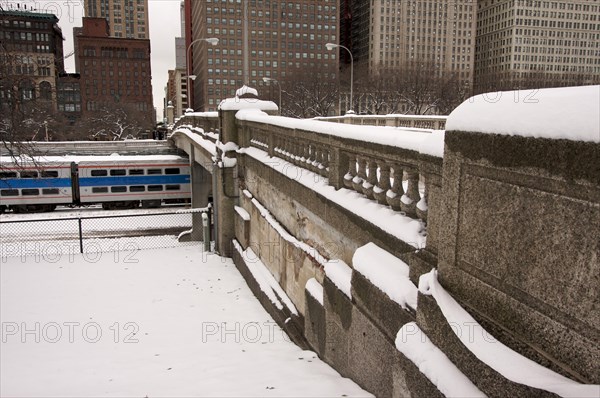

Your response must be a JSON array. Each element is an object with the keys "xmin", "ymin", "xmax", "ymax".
[{"xmin": 74, "ymin": 17, "xmax": 153, "ymax": 129}]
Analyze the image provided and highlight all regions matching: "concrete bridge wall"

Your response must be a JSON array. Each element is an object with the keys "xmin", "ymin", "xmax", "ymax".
[{"xmin": 174, "ymin": 107, "xmax": 599, "ymax": 396}]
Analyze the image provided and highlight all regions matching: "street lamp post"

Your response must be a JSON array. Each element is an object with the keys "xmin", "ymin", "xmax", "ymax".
[
  {"xmin": 325, "ymin": 42, "xmax": 354, "ymax": 114},
  {"xmin": 262, "ymin": 77, "xmax": 281, "ymax": 114},
  {"xmin": 186, "ymin": 37, "xmax": 219, "ymax": 110}
]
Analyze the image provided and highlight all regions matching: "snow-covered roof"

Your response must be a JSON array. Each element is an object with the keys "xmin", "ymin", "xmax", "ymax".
[{"xmin": 446, "ymin": 85, "xmax": 600, "ymax": 143}]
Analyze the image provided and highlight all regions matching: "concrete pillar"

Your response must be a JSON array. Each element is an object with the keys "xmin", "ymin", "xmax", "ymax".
[
  {"xmin": 179, "ymin": 144, "xmax": 212, "ymax": 242},
  {"xmin": 213, "ymin": 95, "xmax": 277, "ymax": 256},
  {"xmin": 214, "ymin": 165, "xmax": 237, "ymax": 257},
  {"xmin": 213, "ymin": 108, "xmax": 239, "ymax": 257},
  {"xmin": 166, "ymin": 102, "xmax": 174, "ymax": 124}
]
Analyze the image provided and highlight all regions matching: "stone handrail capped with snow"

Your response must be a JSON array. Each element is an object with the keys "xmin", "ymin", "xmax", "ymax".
[
  {"xmin": 316, "ymin": 114, "xmax": 447, "ymax": 130},
  {"xmin": 234, "ymin": 109, "xmax": 444, "ymax": 223},
  {"xmin": 173, "ymin": 111, "xmax": 219, "ymax": 133}
]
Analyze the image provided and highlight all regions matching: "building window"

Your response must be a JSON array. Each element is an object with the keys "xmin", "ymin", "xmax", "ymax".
[{"xmin": 39, "ymin": 81, "xmax": 52, "ymax": 100}]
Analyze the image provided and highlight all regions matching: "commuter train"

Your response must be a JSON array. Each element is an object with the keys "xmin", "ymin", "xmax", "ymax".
[{"xmin": 0, "ymin": 155, "xmax": 191, "ymax": 213}]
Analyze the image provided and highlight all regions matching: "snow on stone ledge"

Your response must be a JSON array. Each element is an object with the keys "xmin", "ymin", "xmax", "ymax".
[
  {"xmin": 232, "ymin": 240, "xmax": 298, "ymax": 315},
  {"xmin": 305, "ymin": 278, "xmax": 324, "ymax": 306},
  {"xmin": 352, "ymin": 243, "xmax": 418, "ymax": 310},
  {"xmin": 396, "ymin": 322, "xmax": 485, "ymax": 397},
  {"xmin": 446, "ymin": 85, "xmax": 600, "ymax": 143},
  {"xmin": 218, "ymin": 97, "xmax": 278, "ymax": 112},
  {"xmin": 324, "ymin": 260, "xmax": 352, "ymax": 299},
  {"xmin": 234, "ymin": 206, "xmax": 250, "ymax": 221},
  {"xmin": 183, "ymin": 111, "xmax": 219, "ymax": 118},
  {"xmin": 418, "ymin": 269, "xmax": 600, "ymax": 397},
  {"xmin": 250, "ymin": 197, "xmax": 328, "ymax": 267}
]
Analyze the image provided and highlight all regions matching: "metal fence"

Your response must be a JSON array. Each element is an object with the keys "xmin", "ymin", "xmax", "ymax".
[{"xmin": 0, "ymin": 207, "xmax": 210, "ymax": 259}]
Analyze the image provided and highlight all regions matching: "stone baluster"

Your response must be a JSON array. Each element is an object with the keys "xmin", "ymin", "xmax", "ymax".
[
  {"xmin": 290, "ymin": 139, "xmax": 300, "ymax": 164},
  {"xmin": 362, "ymin": 160, "xmax": 378, "ymax": 199},
  {"xmin": 313, "ymin": 146, "xmax": 321, "ymax": 168},
  {"xmin": 279, "ymin": 137, "xmax": 286, "ymax": 156},
  {"xmin": 416, "ymin": 175, "xmax": 428, "ymax": 222},
  {"xmin": 299, "ymin": 142, "xmax": 307, "ymax": 162},
  {"xmin": 401, "ymin": 169, "xmax": 420, "ymax": 218},
  {"xmin": 374, "ymin": 163, "xmax": 391, "ymax": 205},
  {"xmin": 267, "ymin": 132, "xmax": 275, "ymax": 157},
  {"xmin": 386, "ymin": 164, "xmax": 403, "ymax": 211},
  {"xmin": 344, "ymin": 155, "xmax": 356, "ymax": 189},
  {"xmin": 352, "ymin": 157, "xmax": 367, "ymax": 192},
  {"xmin": 285, "ymin": 139, "xmax": 294, "ymax": 160},
  {"xmin": 307, "ymin": 144, "xmax": 317, "ymax": 172},
  {"xmin": 318, "ymin": 146, "xmax": 328, "ymax": 175},
  {"xmin": 273, "ymin": 135, "xmax": 281, "ymax": 155}
]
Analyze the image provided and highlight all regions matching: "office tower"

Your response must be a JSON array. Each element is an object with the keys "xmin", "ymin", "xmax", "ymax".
[
  {"xmin": 186, "ymin": 0, "xmax": 339, "ymax": 112},
  {"xmin": 341, "ymin": 1, "xmax": 477, "ymax": 81},
  {"xmin": 85, "ymin": 0, "xmax": 150, "ymax": 39},
  {"xmin": 475, "ymin": 0, "xmax": 600, "ymax": 93},
  {"xmin": 170, "ymin": 1, "xmax": 188, "ymax": 117}
]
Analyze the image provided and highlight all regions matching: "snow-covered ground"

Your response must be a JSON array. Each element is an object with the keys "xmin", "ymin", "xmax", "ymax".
[{"xmin": 1, "ymin": 220, "xmax": 370, "ymax": 397}]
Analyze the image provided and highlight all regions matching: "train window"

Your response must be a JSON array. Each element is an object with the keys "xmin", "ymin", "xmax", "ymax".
[
  {"xmin": 42, "ymin": 188, "xmax": 60, "ymax": 195},
  {"xmin": 0, "ymin": 189, "xmax": 19, "ymax": 196},
  {"xmin": 148, "ymin": 185, "xmax": 163, "ymax": 191},
  {"xmin": 147, "ymin": 169, "xmax": 162, "ymax": 175},
  {"xmin": 130, "ymin": 186, "xmax": 145, "ymax": 192},
  {"xmin": 129, "ymin": 169, "xmax": 144, "ymax": 175},
  {"xmin": 22, "ymin": 189, "xmax": 40, "ymax": 196},
  {"xmin": 0, "ymin": 172, "xmax": 17, "ymax": 178},
  {"xmin": 165, "ymin": 168, "xmax": 181, "ymax": 175},
  {"xmin": 165, "ymin": 185, "xmax": 180, "ymax": 191},
  {"xmin": 91, "ymin": 170, "xmax": 108, "ymax": 176},
  {"xmin": 92, "ymin": 187, "xmax": 109, "ymax": 193},
  {"xmin": 110, "ymin": 169, "xmax": 126, "ymax": 176},
  {"xmin": 20, "ymin": 171, "xmax": 38, "ymax": 178},
  {"xmin": 111, "ymin": 186, "xmax": 127, "ymax": 193},
  {"xmin": 41, "ymin": 171, "xmax": 59, "ymax": 178}
]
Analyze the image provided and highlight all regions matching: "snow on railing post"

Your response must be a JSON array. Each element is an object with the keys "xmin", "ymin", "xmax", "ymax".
[
  {"xmin": 374, "ymin": 163, "xmax": 391, "ymax": 205},
  {"xmin": 416, "ymin": 175, "xmax": 428, "ymax": 222},
  {"xmin": 352, "ymin": 157, "xmax": 367, "ymax": 192},
  {"xmin": 343, "ymin": 155, "xmax": 356, "ymax": 189},
  {"xmin": 401, "ymin": 169, "xmax": 420, "ymax": 218},
  {"xmin": 386, "ymin": 164, "xmax": 404, "ymax": 211},
  {"xmin": 362, "ymin": 160, "xmax": 378, "ymax": 199},
  {"xmin": 318, "ymin": 145, "xmax": 329, "ymax": 175}
]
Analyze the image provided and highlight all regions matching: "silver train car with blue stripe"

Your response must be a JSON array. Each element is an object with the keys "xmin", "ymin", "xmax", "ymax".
[{"xmin": 0, "ymin": 155, "xmax": 191, "ymax": 213}]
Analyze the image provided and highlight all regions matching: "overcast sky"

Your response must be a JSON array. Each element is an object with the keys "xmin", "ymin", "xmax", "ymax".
[{"xmin": 10, "ymin": 0, "xmax": 182, "ymax": 122}]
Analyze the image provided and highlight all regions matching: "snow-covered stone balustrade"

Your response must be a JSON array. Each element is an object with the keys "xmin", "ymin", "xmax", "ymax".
[
  {"xmin": 237, "ymin": 112, "xmax": 445, "ymax": 224},
  {"xmin": 315, "ymin": 113, "xmax": 447, "ymax": 130},
  {"xmin": 174, "ymin": 111, "xmax": 219, "ymax": 134}
]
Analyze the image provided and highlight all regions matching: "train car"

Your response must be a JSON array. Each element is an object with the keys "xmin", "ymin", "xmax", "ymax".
[
  {"xmin": 0, "ymin": 154, "xmax": 191, "ymax": 213},
  {"xmin": 76, "ymin": 155, "xmax": 191, "ymax": 210},
  {"xmin": 0, "ymin": 160, "xmax": 74, "ymax": 213}
]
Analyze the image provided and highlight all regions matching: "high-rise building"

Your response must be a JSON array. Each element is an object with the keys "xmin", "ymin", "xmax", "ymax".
[
  {"xmin": 186, "ymin": 0, "xmax": 339, "ymax": 112},
  {"xmin": 84, "ymin": 0, "xmax": 150, "ymax": 39},
  {"xmin": 341, "ymin": 0, "xmax": 477, "ymax": 82},
  {"xmin": 74, "ymin": 17, "xmax": 153, "ymax": 128},
  {"xmin": 0, "ymin": 10, "xmax": 65, "ymax": 111},
  {"xmin": 475, "ymin": 0, "xmax": 600, "ymax": 93},
  {"xmin": 164, "ymin": 68, "xmax": 187, "ymax": 119}
]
